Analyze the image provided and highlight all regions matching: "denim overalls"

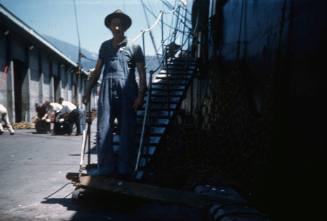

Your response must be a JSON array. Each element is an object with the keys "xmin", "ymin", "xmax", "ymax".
[{"xmin": 96, "ymin": 38, "xmax": 143, "ymax": 176}]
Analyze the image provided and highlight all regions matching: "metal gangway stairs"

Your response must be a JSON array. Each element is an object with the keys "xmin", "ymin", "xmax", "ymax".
[
  {"xmin": 134, "ymin": 56, "xmax": 197, "ymax": 180},
  {"xmin": 108, "ymin": 0, "xmax": 197, "ymax": 181},
  {"xmin": 67, "ymin": 0, "xmax": 216, "ymax": 207}
]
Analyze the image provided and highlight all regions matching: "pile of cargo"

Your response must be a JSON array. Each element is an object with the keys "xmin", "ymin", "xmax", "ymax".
[{"xmin": 12, "ymin": 121, "xmax": 35, "ymax": 129}]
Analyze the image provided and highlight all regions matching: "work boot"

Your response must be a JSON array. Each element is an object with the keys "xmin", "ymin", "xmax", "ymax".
[
  {"xmin": 0, "ymin": 130, "xmax": 3, "ymax": 135},
  {"xmin": 8, "ymin": 126, "xmax": 15, "ymax": 135}
]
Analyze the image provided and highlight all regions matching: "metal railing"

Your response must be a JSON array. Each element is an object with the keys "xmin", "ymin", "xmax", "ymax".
[{"xmin": 133, "ymin": 0, "xmax": 193, "ymax": 174}]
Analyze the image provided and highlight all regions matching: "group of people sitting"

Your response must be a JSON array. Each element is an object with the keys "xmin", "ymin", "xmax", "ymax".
[{"xmin": 35, "ymin": 97, "xmax": 82, "ymax": 135}]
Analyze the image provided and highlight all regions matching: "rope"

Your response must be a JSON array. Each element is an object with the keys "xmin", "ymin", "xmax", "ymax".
[
  {"xmin": 140, "ymin": 0, "xmax": 160, "ymax": 61},
  {"xmin": 141, "ymin": 0, "xmax": 179, "ymax": 31},
  {"xmin": 131, "ymin": 11, "xmax": 164, "ymax": 43}
]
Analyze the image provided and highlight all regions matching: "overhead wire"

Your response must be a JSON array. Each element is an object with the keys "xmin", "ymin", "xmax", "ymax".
[
  {"xmin": 72, "ymin": 0, "xmax": 81, "ymax": 67},
  {"xmin": 141, "ymin": 1, "xmax": 185, "ymax": 33},
  {"xmin": 140, "ymin": 0, "xmax": 159, "ymax": 60}
]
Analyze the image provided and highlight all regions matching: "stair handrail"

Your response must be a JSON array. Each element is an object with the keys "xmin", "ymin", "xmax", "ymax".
[{"xmin": 133, "ymin": 0, "xmax": 193, "ymax": 176}]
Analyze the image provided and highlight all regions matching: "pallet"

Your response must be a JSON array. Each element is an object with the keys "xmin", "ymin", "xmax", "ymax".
[{"xmin": 66, "ymin": 172, "xmax": 238, "ymax": 208}]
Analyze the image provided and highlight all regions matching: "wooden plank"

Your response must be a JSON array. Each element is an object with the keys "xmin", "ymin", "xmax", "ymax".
[{"xmin": 75, "ymin": 175, "xmax": 237, "ymax": 208}]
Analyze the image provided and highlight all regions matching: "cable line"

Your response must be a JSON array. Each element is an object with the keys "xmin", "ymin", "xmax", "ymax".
[
  {"xmin": 72, "ymin": 0, "xmax": 81, "ymax": 67},
  {"xmin": 140, "ymin": 0, "xmax": 160, "ymax": 61}
]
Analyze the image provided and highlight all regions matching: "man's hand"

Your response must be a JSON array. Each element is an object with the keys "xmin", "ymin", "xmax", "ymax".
[
  {"xmin": 82, "ymin": 58, "xmax": 103, "ymax": 105},
  {"xmin": 132, "ymin": 95, "xmax": 144, "ymax": 111}
]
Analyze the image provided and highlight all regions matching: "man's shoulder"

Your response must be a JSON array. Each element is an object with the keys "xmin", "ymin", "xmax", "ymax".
[
  {"xmin": 125, "ymin": 41, "xmax": 143, "ymax": 57},
  {"xmin": 101, "ymin": 39, "xmax": 112, "ymax": 48}
]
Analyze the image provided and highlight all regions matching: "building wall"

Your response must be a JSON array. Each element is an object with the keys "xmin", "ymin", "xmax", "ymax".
[
  {"xmin": 41, "ymin": 54, "xmax": 51, "ymax": 102},
  {"xmin": 0, "ymin": 33, "xmax": 8, "ymax": 106},
  {"xmin": 67, "ymin": 71, "xmax": 73, "ymax": 101},
  {"xmin": 187, "ymin": 0, "xmax": 327, "ymax": 219},
  {"xmin": 0, "ymin": 29, "xmax": 88, "ymax": 123},
  {"xmin": 29, "ymin": 48, "xmax": 41, "ymax": 119},
  {"xmin": 11, "ymin": 36, "xmax": 28, "ymax": 122},
  {"xmin": 60, "ymin": 66, "xmax": 67, "ymax": 100}
]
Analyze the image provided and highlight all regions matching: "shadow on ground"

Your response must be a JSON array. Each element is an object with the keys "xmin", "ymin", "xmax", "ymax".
[{"xmin": 41, "ymin": 189, "xmax": 204, "ymax": 221}]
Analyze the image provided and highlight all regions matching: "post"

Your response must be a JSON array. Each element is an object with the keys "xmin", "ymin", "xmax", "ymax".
[
  {"xmin": 173, "ymin": 6, "xmax": 181, "ymax": 43},
  {"xmin": 161, "ymin": 12, "xmax": 164, "ymax": 57},
  {"xmin": 134, "ymin": 70, "xmax": 154, "ymax": 173},
  {"xmin": 87, "ymin": 99, "xmax": 91, "ymax": 165},
  {"xmin": 142, "ymin": 32, "xmax": 146, "ymax": 56},
  {"xmin": 181, "ymin": 7, "xmax": 187, "ymax": 50}
]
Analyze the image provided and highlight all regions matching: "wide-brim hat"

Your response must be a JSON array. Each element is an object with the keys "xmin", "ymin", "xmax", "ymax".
[{"xmin": 104, "ymin": 9, "xmax": 132, "ymax": 31}]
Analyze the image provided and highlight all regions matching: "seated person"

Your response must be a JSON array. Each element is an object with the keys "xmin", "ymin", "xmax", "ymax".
[
  {"xmin": 42, "ymin": 101, "xmax": 63, "ymax": 122},
  {"xmin": 58, "ymin": 97, "xmax": 81, "ymax": 136},
  {"xmin": 34, "ymin": 103, "xmax": 50, "ymax": 133}
]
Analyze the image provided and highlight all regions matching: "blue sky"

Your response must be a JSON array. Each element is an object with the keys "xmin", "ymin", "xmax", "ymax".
[{"xmin": 0, "ymin": 0, "xmax": 190, "ymax": 55}]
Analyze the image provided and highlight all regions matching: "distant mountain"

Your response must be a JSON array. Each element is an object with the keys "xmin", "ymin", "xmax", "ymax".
[
  {"xmin": 43, "ymin": 35, "xmax": 97, "ymax": 71},
  {"xmin": 43, "ymin": 35, "xmax": 159, "ymax": 73}
]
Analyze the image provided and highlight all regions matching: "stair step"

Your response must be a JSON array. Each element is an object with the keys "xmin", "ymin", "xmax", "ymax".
[
  {"xmin": 153, "ymin": 80, "xmax": 188, "ymax": 86},
  {"xmin": 150, "ymin": 93, "xmax": 182, "ymax": 98},
  {"xmin": 138, "ymin": 157, "xmax": 148, "ymax": 168},
  {"xmin": 148, "ymin": 118, "xmax": 170, "ymax": 126},
  {"xmin": 136, "ymin": 126, "xmax": 166, "ymax": 135},
  {"xmin": 144, "ymin": 103, "xmax": 177, "ymax": 110},
  {"xmin": 167, "ymin": 64, "xmax": 195, "ymax": 69},
  {"xmin": 158, "ymin": 70, "xmax": 192, "ymax": 76},
  {"xmin": 148, "ymin": 126, "xmax": 166, "ymax": 135},
  {"xmin": 112, "ymin": 135, "xmax": 161, "ymax": 145},
  {"xmin": 137, "ymin": 110, "xmax": 174, "ymax": 118},
  {"xmin": 145, "ymin": 107, "xmax": 176, "ymax": 112},
  {"xmin": 144, "ymin": 94, "xmax": 182, "ymax": 103},
  {"xmin": 151, "ymin": 85, "xmax": 185, "ymax": 91},
  {"xmin": 151, "ymin": 97, "xmax": 180, "ymax": 104},
  {"xmin": 147, "ymin": 136, "xmax": 161, "ymax": 144},
  {"xmin": 168, "ymin": 59, "xmax": 195, "ymax": 64},
  {"xmin": 137, "ymin": 117, "xmax": 170, "ymax": 126},
  {"xmin": 167, "ymin": 63, "xmax": 196, "ymax": 68},
  {"xmin": 163, "ymin": 69, "xmax": 194, "ymax": 74},
  {"xmin": 155, "ymin": 70, "xmax": 192, "ymax": 76},
  {"xmin": 144, "ymin": 146, "xmax": 157, "ymax": 156},
  {"xmin": 155, "ymin": 75, "xmax": 191, "ymax": 80},
  {"xmin": 151, "ymin": 90, "xmax": 184, "ymax": 97},
  {"xmin": 134, "ymin": 170, "xmax": 144, "ymax": 180},
  {"xmin": 166, "ymin": 68, "xmax": 194, "ymax": 72}
]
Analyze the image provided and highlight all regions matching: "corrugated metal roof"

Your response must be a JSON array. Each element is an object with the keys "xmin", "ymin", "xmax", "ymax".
[{"xmin": 0, "ymin": 4, "xmax": 86, "ymax": 73}]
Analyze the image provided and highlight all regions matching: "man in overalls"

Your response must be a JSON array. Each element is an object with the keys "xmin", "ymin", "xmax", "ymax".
[{"xmin": 83, "ymin": 10, "xmax": 147, "ymax": 179}]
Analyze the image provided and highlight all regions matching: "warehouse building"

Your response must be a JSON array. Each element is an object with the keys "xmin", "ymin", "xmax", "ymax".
[{"xmin": 0, "ymin": 4, "xmax": 90, "ymax": 123}]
